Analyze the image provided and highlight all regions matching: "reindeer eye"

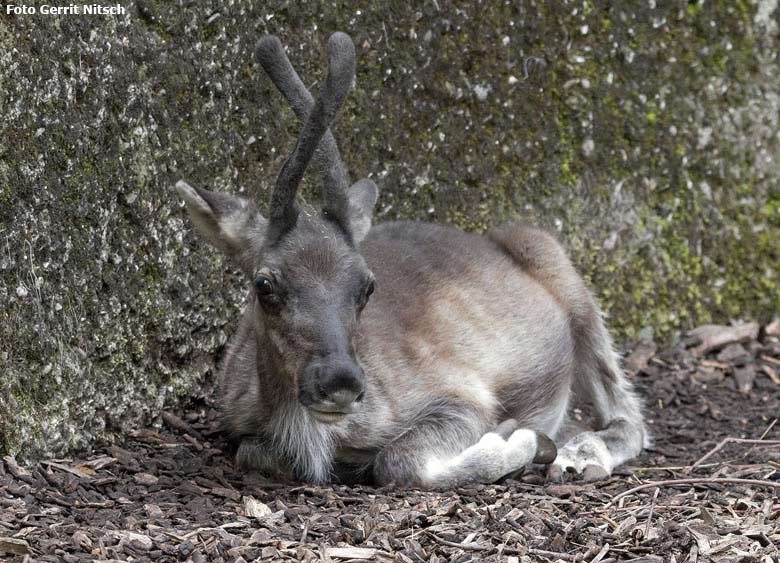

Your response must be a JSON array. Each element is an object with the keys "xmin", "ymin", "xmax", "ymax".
[
  {"xmin": 255, "ymin": 276, "xmax": 275, "ymax": 296},
  {"xmin": 357, "ymin": 277, "xmax": 375, "ymax": 310},
  {"xmin": 360, "ymin": 278, "xmax": 376, "ymax": 308}
]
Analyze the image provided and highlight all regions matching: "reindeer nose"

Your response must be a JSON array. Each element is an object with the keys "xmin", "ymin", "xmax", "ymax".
[
  {"xmin": 300, "ymin": 360, "xmax": 365, "ymax": 416},
  {"xmin": 321, "ymin": 363, "xmax": 365, "ymax": 407},
  {"xmin": 328, "ymin": 388, "xmax": 363, "ymax": 408}
]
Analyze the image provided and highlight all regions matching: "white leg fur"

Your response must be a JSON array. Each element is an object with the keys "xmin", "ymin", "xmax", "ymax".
[{"xmin": 423, "ymin": 429, "xmax": 538, "ymax": 487}]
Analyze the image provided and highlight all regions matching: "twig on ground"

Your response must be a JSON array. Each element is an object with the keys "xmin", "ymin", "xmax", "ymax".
[
  {"xmin": 761, "ymin": 355, "xmax": 780, "ymax": 366},
  {"xmin": 644, "ymin": 487, "xmax": 659, "ymax": 538},
  {"xmin": 606, "ymin": 478, "xmax": 780, "ymax": 507},
  {"xmin": 577, "ymin": 504, "xmax": 697, "ymax": 516},
  {"xmin": 757, "ymin": 419, "xmax": 778, "ymax": 440},
  {"xmin": 425, "ymin": 532, "xmax": 489, "ymax": 551},
  {"xmin": 743, "ymin": 418, "xmax": 778, "ymax": 460},
  {"xmin": 180, "ymin": 522, "xmax": 248, "ymax": 540},
  {"xmin": 601, "ymin": 513, "xmax": 620, "ymax": 530},
  {"xmin": 590, "ymin": 543, "xmax": 611, "ymax": 563},
  {"xmin": 627, "ymin": 462, "xmax": 725, "ymax": 472},
  {"xmin": 161, "ymin": 411, "xmax": 205, "ymax": 441},
  {"xmin": 39, "ymin": 460, "xmax": 93, "ymax": 480},
  {"xmin": 686, "ymin": 438, "xmax": 780, "ymax": 473}
]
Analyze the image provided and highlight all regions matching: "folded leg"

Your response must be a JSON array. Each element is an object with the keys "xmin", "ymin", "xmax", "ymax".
[{"xmin": 373, "ymin": 403, "xmax": 556, "ymax": 488}]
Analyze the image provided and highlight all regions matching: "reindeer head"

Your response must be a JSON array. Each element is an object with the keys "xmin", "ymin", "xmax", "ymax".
[{"xmin": 176, "ymin": 33, "xmax": 378, "ymax": 423}]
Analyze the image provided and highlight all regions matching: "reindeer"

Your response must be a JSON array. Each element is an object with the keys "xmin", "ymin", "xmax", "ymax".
[{"xmin": 174, "ymin": 32, "xmax": 648, "ymax": 488}]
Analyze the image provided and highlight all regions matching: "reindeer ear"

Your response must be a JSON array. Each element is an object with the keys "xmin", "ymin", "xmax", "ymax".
[
  {"xmin": 347, "ymin": 179, "xmax": 379, "ymax": 244},
  {"xmin": 175, "ymin": 180, "xmax": 267, "ymax": 256}
]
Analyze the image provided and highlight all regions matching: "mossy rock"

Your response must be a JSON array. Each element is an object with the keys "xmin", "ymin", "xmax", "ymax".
[{"xmin": 1, "ymin": 1, "xmax": 778, "ymax": 459}]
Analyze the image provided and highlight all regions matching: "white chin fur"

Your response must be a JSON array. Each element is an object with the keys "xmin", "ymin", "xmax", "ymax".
[{"xmin": 309, "ymin": 410, "xmax": 347, "ymax": 424}]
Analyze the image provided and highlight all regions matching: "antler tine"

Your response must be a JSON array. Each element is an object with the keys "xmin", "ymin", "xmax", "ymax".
[
  {"xmin": 256, "ymin": 35, "xmax": 313, "ymax": 117},
  {"xmin": 256, "ymin": 33, "xmax": 355, "ymax": 235}
]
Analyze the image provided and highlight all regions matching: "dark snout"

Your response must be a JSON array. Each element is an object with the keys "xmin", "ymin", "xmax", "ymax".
[{"xmin": 299, "ymin": 357, "xmax": 365, "ymax": 422}]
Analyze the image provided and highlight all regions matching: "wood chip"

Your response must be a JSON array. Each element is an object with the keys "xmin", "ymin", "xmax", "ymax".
[
  {"xmin": 117, "ymin": 531, "xmax": 153, "ymax": 551},
  {"xmin": 2, "ymin": 456, "xmax": 32, "ymax": 483},
  {"xmin": 244, "ymin": 495, "xmax": 273, "ymax": 519},
  {"xmin": 248, "ymin": 529, "xmax": 275, "ymax": 546},
  {"xmin": 700, "ymin": 359, "xmax": 729, "ymax": 370},
  {"xmin": 590, "ymin": 543, "xmax": 611, "ymax": 563},
  {"xmin": 133, "ymin": 472, "xmax": 159, "ymax": 485},
  {"xmin": 687, "ymin": 323, "xmax": 759, "ymax": 356},
  {"xmin": 162, "ymin": 411, "xmax": 205, "ymax": 441},
  {"xmin": 144, "ymin": 503, "xmax": 164, "ymax": 519},
  {"xmin": 211, "ymin": 486, "xmax": 240, "ymax": 501},
  {"xmin": 625, "ymin": 341, "xmax": 657, "ymax": 374},
  {"xmin": 326, "ymin": 546, "xmax": 379, "ymax": 559},
  {"xmin": 733, "ymin": 365, "xmax": 756, "ymax": 393},
  {"xmin": 760, "ymin": 364, "xmax": 780, "ymax": 384},
  {"xmin": 72, "ymin": 530, "xmax": 93, "ymax": 551},
  {"xmin": 0, "ymin": 537, "xmax": 31, "ymax": 555},
  {"xmin": 81, "ymin": 455, "xmax": 118, "ymax": 470},
  {"xmin": 41, "ymin": 460, "xmax": 94, "ymax": 479}
]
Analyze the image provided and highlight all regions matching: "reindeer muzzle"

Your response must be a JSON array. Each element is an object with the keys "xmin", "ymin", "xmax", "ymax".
[{"xmin": 299, "ymin": 358, "xmax": 365, "ymax": 422}]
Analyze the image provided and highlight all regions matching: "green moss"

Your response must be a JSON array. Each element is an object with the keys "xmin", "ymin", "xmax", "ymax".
[
  {"xmin": 687, "ymin": 2, "xmax": 705, "ymax": 18},
  {"xmin": 0, "ymin": 186, "xmax": 10, "ymax": 207},
  {"xmin": 1, "ymin": 374, "xmax": 46, "ymax": 457},
  {"xmin": 381, "ymin": 0, "xmax": 776, "ymax": 344}
]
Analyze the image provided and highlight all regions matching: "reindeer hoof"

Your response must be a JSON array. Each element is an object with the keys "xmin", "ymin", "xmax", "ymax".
[
  {"xmin": 546, "ymin": 431, "xmax": 615, "ymax": 482},
  {"xmin": 546, "ymin": 464, "xmax": 565, "ymax": 482},
  {"xmin": 582, "ymin": 463, "xmax": 610, "ymax": 481},
  {"xmin": 533, "ymin": 432, "xmax": 558, "ymax": 464}
]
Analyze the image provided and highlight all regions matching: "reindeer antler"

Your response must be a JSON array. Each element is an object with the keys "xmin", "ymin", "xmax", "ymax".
[{"xmin": 257, "ymin": 33, "xmax": 354, "ymax": 238}]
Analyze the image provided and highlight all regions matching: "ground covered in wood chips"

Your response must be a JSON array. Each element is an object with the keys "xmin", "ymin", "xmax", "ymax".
[{"xmin": 2, "ymin": 321, "xmax": 780, "ymax": 563}]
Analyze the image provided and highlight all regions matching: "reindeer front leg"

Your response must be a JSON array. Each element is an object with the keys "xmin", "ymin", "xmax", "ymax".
[
  {"xmin": 373, "ymin": 411, "xmax": 557, "ymax": 488},
  {"xmin": 236, "ymin": 434, "xmax": 295, "ymax": 481}
]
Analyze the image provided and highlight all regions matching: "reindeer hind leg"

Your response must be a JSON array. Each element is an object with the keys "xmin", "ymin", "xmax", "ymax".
[
  {"xmin": 548, "ymin": 296, "xmax": 648, "ymax": 481},
  {"xmin": 488, "ymin": 223, "xmax": 647, "ymax": 481}
]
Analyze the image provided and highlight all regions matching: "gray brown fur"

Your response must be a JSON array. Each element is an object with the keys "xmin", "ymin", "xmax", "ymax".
[{"xmin": 174, "ymin": 32, "xmax": 647, "ymax": 488}]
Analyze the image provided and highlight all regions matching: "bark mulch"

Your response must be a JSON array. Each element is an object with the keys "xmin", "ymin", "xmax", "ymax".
[{"xmin": 2, "ymin": 320, "xmax": 780, "ymax": 562}]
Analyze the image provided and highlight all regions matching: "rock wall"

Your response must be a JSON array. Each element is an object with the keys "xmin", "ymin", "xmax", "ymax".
[{"xmin": 1, "ymin": 1, "xmax": 779, "ymax": 459}]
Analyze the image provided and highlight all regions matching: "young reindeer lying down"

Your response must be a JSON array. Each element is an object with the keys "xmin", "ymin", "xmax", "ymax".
[{"xmin": 175, "ymin": 32, "xmax": 648, "ymax": 488}]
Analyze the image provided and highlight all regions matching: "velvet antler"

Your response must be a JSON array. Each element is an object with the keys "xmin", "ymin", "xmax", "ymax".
[{"xmin": 256, "ymin": 32, "xmax": 355, "ymax": 238}]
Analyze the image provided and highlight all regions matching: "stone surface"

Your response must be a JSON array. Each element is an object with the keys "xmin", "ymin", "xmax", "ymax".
[{"xmin": 1, "ymin": 2, "xmax": 779, "ymax": 459}]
